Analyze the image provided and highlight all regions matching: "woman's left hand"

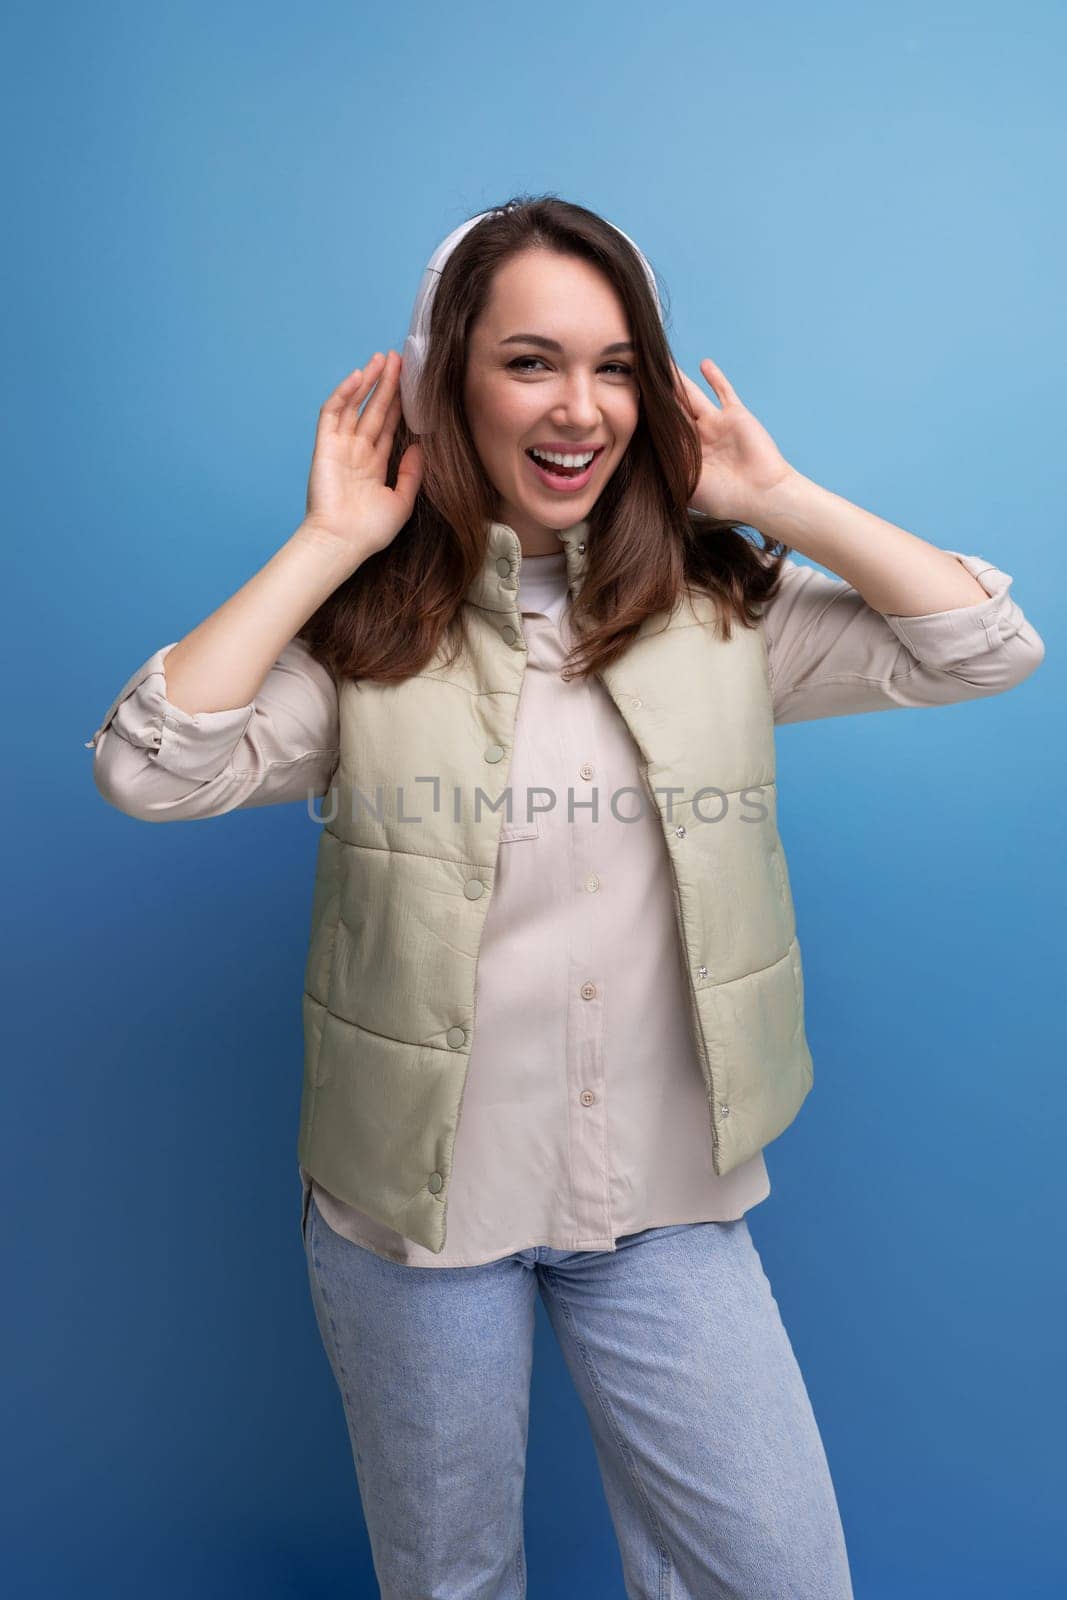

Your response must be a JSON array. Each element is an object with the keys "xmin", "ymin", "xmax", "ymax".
[{"xmin": 672, "ymin": 356, "xmax": 796, "ymax": 525}]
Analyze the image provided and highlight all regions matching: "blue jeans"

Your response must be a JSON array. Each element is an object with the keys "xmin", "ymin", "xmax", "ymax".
[{"xmin": 302, "ymin": 1189, "xmax": 854, "ymax": 1599}]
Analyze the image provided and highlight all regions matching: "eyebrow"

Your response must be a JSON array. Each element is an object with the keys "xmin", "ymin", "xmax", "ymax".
[{"xmin": 499, "ymin": 334, "xmax": 635, "ymax": 355}]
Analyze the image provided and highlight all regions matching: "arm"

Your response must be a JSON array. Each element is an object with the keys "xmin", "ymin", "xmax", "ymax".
[
  {"xmin": 85, "ymin": 631, "xmax": 340, "ymax": 820},
  {"xmin": 85, "ymin": 349, "xmax": 424, "ymax": 819},
  {"xmin": 85, "ymin": 523, "xmax": 354, "ymax": 822},
  {"xmin": 153, "ymin": 521, "xmax": 359, "ymax": 717},
  {"xmin": 763, "ymin": 549, "xmax": 1045, "ymax": 725},
  {"xmin": 669, "ymin": 356, "xmax": 1045, "ymax": 720},
  {"xmin": 751, "ymin": 468, "xmax": 1003, "ymax": 614}
]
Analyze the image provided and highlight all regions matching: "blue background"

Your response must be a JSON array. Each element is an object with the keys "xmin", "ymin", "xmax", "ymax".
[{"xmin": 4, "ymin": 1, "xmax": 1064, "ymax": 1594}]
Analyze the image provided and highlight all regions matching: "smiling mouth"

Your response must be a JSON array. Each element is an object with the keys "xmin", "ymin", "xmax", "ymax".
[{"xmin": 524, "ymin": 447, "xmax": 605, "ymax": 491}]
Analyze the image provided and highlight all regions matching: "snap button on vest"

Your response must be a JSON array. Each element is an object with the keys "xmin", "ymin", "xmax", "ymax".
[
  {"xmin": 697, "ymin": 964, "xmax": 708, "ymax": 979},
  {"xmin": 495, "ymin": 556, "xmax": 512, "ymax": 576},
  {"xmin": 463, "ymin": 879, "xmax": 485, "ymax": 899},
  {"xmin": 577, "ymin": 542, "xmax": 586, "ymax": 553},
  {"xmin": 446, "ymin": 1027, "xmax": 465, "ymax": 1048},
  {"xmin": 720, "ymin": 1104, "xmax": 731, "ymax": 1118},
  {"xmin": 484, "ymin": 744, "xmax": 504, "ymax": 763},
  {"xmin": 631, "ymin": 696, "xmax": 642, "ymax": 709},
  {"xmin": 500, "ymin": 625, "xmax": 518, "ymax": 645},
  {"xmin": 675, "ymin": 825, "xmax": 687, "ymax": 837},
  {"xmin": 427, "ymin": 1172, "xmax": 444, "ymax": 1193}
]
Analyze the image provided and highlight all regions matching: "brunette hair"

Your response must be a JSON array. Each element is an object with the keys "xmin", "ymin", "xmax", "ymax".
[{"xmin": 298, "ymin": 193, "xmax": 791, "ymax": 686}]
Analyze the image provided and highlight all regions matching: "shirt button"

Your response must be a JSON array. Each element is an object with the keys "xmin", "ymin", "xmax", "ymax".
[
  {"xmin": 463, "ymin": 879, "xmax": 485, "ymax": 899},
  {"xmin": 427, "ymin": 1172, "xmax": 444, "ymax": 1193},
  {"xmin": 484, "ymin": 743, "xmax": 505, "ymax": 763},
  {"xmin": 560, "ymin": 667, "xmax": 573, "ymax": 681},
  {"xmin": 446, "ymin": 1026, "xmax": 466, "ymax": 1048},
  {"xmin": 585, "ymin": 874, "xmax": 600, "ymax": 893},
  {"xmin": 579, "ymin": 1090, "xmax": 596, "ymax": 1107},
  {"xmin": 579, "ymin": 762, "xmax": 594, "ymax": 780},
  {"xmin": 580, "ymin": 982, "xmax": 597, "ymax": 1000}
]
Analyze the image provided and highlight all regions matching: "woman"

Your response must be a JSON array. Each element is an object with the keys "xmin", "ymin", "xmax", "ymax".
[{"xmin": 86, "ymin": 195, "xmax": 1044, "ymax": 1598}]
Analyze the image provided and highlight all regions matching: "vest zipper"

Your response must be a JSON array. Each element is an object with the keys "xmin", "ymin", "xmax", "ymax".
[{"xmin": 638, "ymin": 765, "xmax": 721, "ymax": 1163}]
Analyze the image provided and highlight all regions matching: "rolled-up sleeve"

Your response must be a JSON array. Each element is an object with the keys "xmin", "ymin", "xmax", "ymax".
[
  {"xmin": 85, "ymin": 636, "xmax": 339, "ymax": 820},
  {"xmin": 765, "ymin": 551, "xmax": 1046, "ymax": 725}
]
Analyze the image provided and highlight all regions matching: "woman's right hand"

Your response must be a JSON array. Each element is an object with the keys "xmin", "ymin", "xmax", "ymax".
[{"xmin": 300, "ymin": 349, "xmax": 423, "ymax": 560}]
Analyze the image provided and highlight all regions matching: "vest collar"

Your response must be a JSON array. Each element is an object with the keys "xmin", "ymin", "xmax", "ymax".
[{"xmin": 464, "ymin": 517, "xmax": 591, "ymax": 613}]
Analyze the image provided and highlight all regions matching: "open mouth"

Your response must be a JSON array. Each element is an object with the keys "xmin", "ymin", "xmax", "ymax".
[{"xmin": 524, "ymin": 446, "xmax": 605, "ymax": 493}]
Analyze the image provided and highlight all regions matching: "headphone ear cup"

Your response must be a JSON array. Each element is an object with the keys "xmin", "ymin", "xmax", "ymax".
[{"xmin": 400, "ymin": 213, "xmax": 496, "ymax": 439}]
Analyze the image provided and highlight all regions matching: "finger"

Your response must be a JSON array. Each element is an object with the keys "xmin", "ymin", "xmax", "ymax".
[
  {"xmin": 324, "ymin": 354, "xmax": 380, "ymax": 411},
  {"xmin": 336, "ymin": 352, "xmax": 387, "ymax": 432},
  {"xmin": 392, "ymin": 441, "xmax": 424, "ymax": 518},
  {"xmin": 701, "ymin": 357, "xmax": 740, "ymax": 407},
  {"xmin": 671, "ymin": 363, "xmax": 704, "ymax": 419},
  {"xmin": 350, "ymin": 348, "xmax": 402, "ymax": 446},
  {"xmin": 668, "ymin": 359, "xmax": 690, "ymax": 399},
  {"xmin": 387, "ymin": 382, "xmax": 404, "ymax": 427},
  {"xmin": 370, "ymin": 386, "xmax": 403, "ymax": 455},
  {"xmin": 319, "ymin": 355, "xmax": 382, "ymax": 438}
]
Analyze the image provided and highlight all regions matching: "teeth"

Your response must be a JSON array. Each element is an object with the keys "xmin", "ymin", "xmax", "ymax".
[{"xmin": 530, "ymin": 447, "xmax": 596, "ymax": 468}]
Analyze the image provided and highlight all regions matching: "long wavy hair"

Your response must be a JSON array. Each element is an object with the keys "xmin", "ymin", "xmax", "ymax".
[{"xmin": 298, "ymin": 193, "xmax": 791, "ymax": 686}]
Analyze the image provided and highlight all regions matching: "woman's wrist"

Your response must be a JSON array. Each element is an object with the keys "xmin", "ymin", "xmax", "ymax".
[{"xmin": 292, "ymin": 518, "xmax": 372, "ymax": 581}]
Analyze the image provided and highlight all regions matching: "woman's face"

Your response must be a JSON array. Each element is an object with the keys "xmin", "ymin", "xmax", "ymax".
[{"xmin": 463, "ymin": 247, "xmax": 641, "ymax": 553}]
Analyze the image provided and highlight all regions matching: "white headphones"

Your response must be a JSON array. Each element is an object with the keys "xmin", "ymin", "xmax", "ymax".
[{"xmin": 398, "ymin": 208, "xmax": 663, "ymax": 436}]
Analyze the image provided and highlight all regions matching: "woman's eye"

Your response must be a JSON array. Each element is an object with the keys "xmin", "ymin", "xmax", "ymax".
[{"xmin": 507, "ymin": 357, "xmax": 634, "ymax": 376}]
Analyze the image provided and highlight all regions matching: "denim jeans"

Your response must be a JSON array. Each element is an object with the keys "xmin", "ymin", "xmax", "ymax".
[{"xmin": 301, "ymin": 1188, "xmax": 854, "ymax": 1600}]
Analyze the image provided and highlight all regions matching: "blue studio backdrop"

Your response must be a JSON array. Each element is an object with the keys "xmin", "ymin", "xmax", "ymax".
[{"xmin": 3, "ymin": 2, "xmax": 1064, "ymax": 1596}]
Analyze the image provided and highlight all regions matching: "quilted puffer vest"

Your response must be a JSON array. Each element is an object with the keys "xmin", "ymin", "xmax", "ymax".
[{"xmin": 297, "ymin": 517, "xmax": 813, "ymax": 1254}]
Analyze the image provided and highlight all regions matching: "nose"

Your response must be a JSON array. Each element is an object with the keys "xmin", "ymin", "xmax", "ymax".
[{"xmin": 551, "ymin": 371, "xmax": 601, "ymax": 431}]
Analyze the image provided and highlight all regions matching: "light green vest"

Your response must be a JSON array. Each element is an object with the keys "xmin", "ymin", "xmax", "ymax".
[{"xmin": 297, "ymin": 518, "xmax": 813, "ymax": 1254}]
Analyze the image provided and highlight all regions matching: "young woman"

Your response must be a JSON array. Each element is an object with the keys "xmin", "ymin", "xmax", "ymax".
[{"xmin": 87, "ymin": 196, "xmax": 1044, "ymax": 1599}]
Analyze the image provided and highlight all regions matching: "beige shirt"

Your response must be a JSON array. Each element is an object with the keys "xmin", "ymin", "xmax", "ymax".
[{"xmin": 85, "ymin": 548, "xmax": 1044, "ymax": 1266}]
